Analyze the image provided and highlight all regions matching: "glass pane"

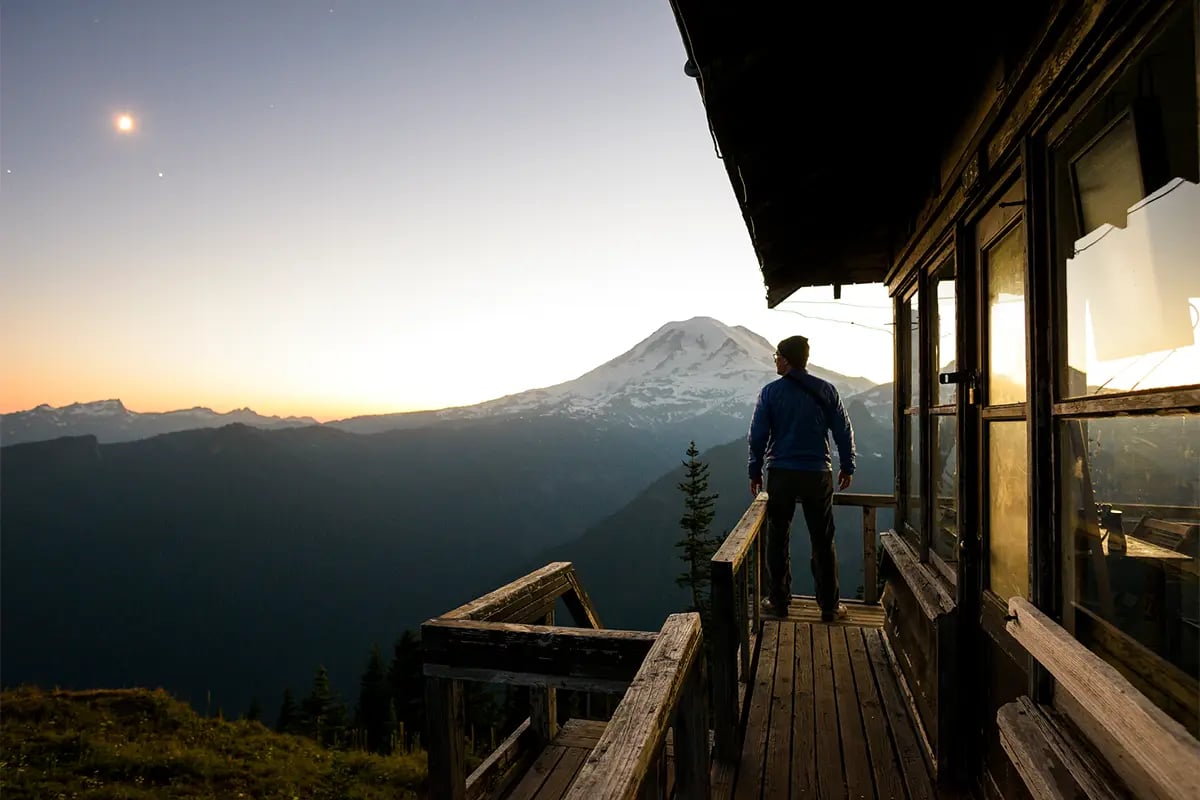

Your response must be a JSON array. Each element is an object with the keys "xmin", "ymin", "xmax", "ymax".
[
  {"xmin": 1061, "ymin": 414, "xmax": 1199, "ymax": 733},
  {"xmin": 989, "ymin": 420, "xmax": 1028, "ymax": 600},
  {"xmin": 987, "ymin": 224, "xmax": 1027, "ymax": 405},
  {"xmin": 907, "ymin": 293, "xmax": 920, "ymax": 409},
  {"xmin": 1062, "ymin": 178, "xmax": 1200, "ymax": 397},
  {"xmin": 933, "ymin": 261, "xmax": 957, "ymax": 405},
  {"xmin": 932, "ymin": 414, "xmax": 958, "ymax": 563},
  {"xmin": 905, "ymin": 413, "xmax": 922, "ymax": 539}
]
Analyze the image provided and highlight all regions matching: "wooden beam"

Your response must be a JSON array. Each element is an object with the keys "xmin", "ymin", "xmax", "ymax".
[
  {"xmin": 1006, "ymin": 597, "xmax": 1200, "ymax": 800},
  {"xmin": 881, "ymin": 532, "xmax": 954, "ymax": 618},
  {"xmin": 997, "ymin": 696, "xmax": 1122, "ymax": 800},
  {"xmin": 563, "ymin": 570, "xmax": 603, "ymax": 629},
  {"xmin": 425, "ymin": 676, "xmax": 467, "ymax": 800},
  {"xmin": 710, "ymin": 558, "xmax": 739, "ymax": 762},
  {"xmin": 564, "ymin": 613, "xmax": 704, "ymax": 800},
  {"xmin": 421, "ymin": 619, "xmax": 657, "ymax": 686},
  {"xmin": 833, "ymin": 492, "xmax": 896, "ymax": 508},
  {"xmin": 465, "ymin": 718, "xmax": 536, "ymax": 800},
  {"xmin": 713, "ymin": 492, "xmax": 767, "ymax": 573},
  {"xmin": 442, "ymin": 562, "xmax": 573, "ymax": 623},
  {"xmin": 863, "ymin": 506, "xmax": 879, "ymax": 604},
  {"xmin": 1053, "ymin": 387, "xmax": 1200, "ymax": 417},
  {"xmin": 671, "ymin": 661, "xmax": 711, "ymax": 800},
  {"xmin": 530, "ymin": 610, "xmax": 559, "ymax": 745}
]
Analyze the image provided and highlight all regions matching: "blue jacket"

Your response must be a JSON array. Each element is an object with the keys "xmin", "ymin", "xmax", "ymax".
[{"xmin": 748, "ymin": 369, "xmax": 856, "ymax": 479}]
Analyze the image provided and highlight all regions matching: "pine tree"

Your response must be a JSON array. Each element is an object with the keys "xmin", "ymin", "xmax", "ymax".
[
  {"xmin": 245, "ymin": 696, "xmax": 262, "ymax": 723},
  {"xmin": 276, "ymin": 688, "xmax": 300, "ymax": 734},
  {"xmin": 355, "ymin": 644, "xmax": 392, "ymax": 753},
  {"xmin": 388, "ymin": 630, "xmax": 424, "ymax": 749},
  {"xmin": 676, "ymin": 441, "xmax": 720, "ymax": 625},
  {"xmin": 302, "ymin": 665, "xmax": 348, "ymax": 747}
]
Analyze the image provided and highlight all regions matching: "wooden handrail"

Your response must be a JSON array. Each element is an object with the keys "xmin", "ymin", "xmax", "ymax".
[
  {"xmin": 712, "ymin": 492, "xmax": 768, "ymax": 572},
  {"xmin": 564, "ymin": 613, "xmax": 708, "ymax": 800},
  {"xmin": 425, "ymin": 562, "xmax": 607, "ymax": 800},
  {"xmin": 1006, "ymin": 597, "xmax": 1200, "ymax": 800},
  {"xmin": 833, "ymin": 492, "xmax": 895, "ymax": 507}
]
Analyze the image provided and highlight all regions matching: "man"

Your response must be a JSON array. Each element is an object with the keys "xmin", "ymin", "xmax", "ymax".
[{"xmin": 748, "ymin": 335, "xmax": 856, "ymax": 622}]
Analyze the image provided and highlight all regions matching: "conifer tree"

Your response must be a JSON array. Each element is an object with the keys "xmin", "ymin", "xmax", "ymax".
[
  {"xmin": 388, "ymin": 630, "xmax": 424, "ymax": 749},
  {"xmin": 355, "ymin": 644, "xmax": 392, "ymax": 753},
  {"xmin": 245, "ymin": 696, "xmax": 262, "ymax": 723},
  {"xmin": 276, "ymin": 688, "xmax": 300, "ymax": 734},
  {"xmin": 302, "ymin": 665, "xmax": 348, "ymax": 747},
  {"xmin": 676, "ymin": 441, "xmax": 720, "ymax": 625}
]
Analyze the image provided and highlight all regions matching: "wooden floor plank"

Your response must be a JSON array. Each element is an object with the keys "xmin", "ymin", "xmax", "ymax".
[
  {"xmin": 790, "ymin": 623, "xmax": 818, "ymax": 800},
  {"xmin": 762, "ymin": 622, "xmax": 795, "ymax": 799},
  {"xmin": 712, "ymin": 759, "xmax": 737, "ymax": 800},
  {"xmin": 785, "ymin": 597, "xmax": 885, "ymax": 628},
  {"xmin": 532, "ymin": 747, "xmax": 588, "ymax": 800},
  {"xmin": 864, "ymin": 630, "xmax": 935, "ymax": 800},
  {"xmin": 551, "ymin": 719, "xmax": 607, "ymax": 749},
  {"xmin": 831, "ymin": 626, "xmax": 877, "ymax": 800},
  {"xmin": 813, "ymin": 625, "xmax": 848, "ymax": 800},
  {"xmin": 846, "ymin": 628, "xmax": 907, "ymax": 800},
  {"xmin": 733, "ymin": 620, "xmax": 780, "ymax": 800},
  {"xmin": 506, "ymin": 745, "xmax": 567, "ymax": 800}
]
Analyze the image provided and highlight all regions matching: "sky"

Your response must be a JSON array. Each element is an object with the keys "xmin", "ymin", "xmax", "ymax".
[{"xmin": 0, "ymin": 0, "xmax": 895, "ymax": 421}]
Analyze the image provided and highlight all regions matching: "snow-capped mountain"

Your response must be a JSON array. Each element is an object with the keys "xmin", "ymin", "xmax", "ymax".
[
  {"xmin": 334, "ymin": 317, "xmax": 877, "ymax": 434},
  {"xmin": 0, "ymin": 400, "xmax": 318, "ymax": 446}
]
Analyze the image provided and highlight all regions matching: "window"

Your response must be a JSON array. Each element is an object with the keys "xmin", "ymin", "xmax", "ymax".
[
  {"xmin": 1052, "ymin": 11, "xmax": 1199, "ymax": 733},
  {"xmin": 930, "ymin": 259, "xmax": 958, "ymax": 566},
  {"xmin": 901, "ymin": 288, "xmax": 922, "ymax": 546}
]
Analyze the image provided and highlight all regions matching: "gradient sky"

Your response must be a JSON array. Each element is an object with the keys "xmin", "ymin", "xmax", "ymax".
[{"xmin": 1, "ymin": 1, "xmax": 895, "ymax": 421}]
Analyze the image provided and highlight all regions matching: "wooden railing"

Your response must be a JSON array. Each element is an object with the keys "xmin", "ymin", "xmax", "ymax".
[
  {"xmin": 832, "ymin": 492, "xmax": 894, "ymax": 606},
  {"xmin": 1002, "ymin": 597, "xmax": 1200, "ymax": 800},
  {"xmin": 709, "ymin": 490, "xmax": 894, "ymax": 761},
  {"xmin": 564, "ymin": 613, "xmax": 709, "ymax": 800},
  {"xmin": 423, "ymin": 561, "xmax": 658, "ymax": 800}
]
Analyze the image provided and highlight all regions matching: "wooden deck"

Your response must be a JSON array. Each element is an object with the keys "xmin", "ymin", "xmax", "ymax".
[
  {"xmin": 501, "ymin": 718, "xmax": 678, "ymax": 799},
  {"xmin": 728, "ymin": 617, "xmax": 937, "ymax": 800}
]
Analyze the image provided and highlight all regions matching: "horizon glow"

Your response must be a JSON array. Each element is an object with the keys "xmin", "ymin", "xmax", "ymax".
[{"xmin": 1, "ymin": 2, "xmax": 896, "ymax": 422}]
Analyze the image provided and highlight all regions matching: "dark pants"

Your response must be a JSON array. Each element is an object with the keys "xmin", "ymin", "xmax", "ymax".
[{"xmin": 764, "ymin": 469, "xmax": 839, "ymax": 612}]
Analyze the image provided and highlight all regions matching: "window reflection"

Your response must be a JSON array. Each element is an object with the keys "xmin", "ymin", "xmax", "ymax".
[
  {"xmin": 933, "ymin": 261, "xmax": 956, "ymax": 406},
  {"xmin": 987, "ymin": 224, "xmax": 1027, "ymax": 405},
  {"xmin": 1061, "ymin": 414, "xmax": 1199, "ymax": 733},
  {"xmin": 932, "ymin": 415, "xmax": 958, "ymax": 563},
  {"xmin": 989, "ymin": 421, "xmax": 1028, "ymax": 600},
  {"xmin": 908, "ymin": 293, "xmax": 920, "ymax": 409},
  {"xmin": 905, "ymin": 414, "xmax": 922, "ymax": 540},
  {"xmin": 1063, "ymin": 178, "xmax": 1200, "ymax": 396}
]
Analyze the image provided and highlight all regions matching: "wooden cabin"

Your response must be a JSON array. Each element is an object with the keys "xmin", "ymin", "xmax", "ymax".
[{"xmin": 422, "ymin": 3, "xmax": 1200, "ymax": 798}]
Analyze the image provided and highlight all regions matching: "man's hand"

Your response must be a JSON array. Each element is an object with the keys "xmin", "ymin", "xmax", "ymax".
[
  {"xmin": 750, "ymin": 478, "xmax": 763, "ymax": 497},
  {"xmin": 837, "ymin": 470, "xmax": 853, "ymax": 491}
]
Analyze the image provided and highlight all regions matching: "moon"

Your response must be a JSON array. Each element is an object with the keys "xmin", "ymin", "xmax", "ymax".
[{"xmin": 115, "ymin": 114, "xmax": 135, "ymax": 133}]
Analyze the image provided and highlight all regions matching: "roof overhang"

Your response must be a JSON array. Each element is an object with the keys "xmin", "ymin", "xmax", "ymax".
[{"xmin": 668, "ymin": 2, "xmax": 1036, "ymax": 305}]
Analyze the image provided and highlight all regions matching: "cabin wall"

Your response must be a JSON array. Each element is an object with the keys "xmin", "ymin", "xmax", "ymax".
[{"xmin": 880, "ymin": 0, "xmax": 1199, "ymax": 795}]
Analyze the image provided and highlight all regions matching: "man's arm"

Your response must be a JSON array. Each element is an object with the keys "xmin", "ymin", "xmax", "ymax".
[
  {"xmin": 748, "ymin": 387, "xmax": 771, "ymax": 495},
  {"xmin": 828, "ymin": 386, "xmax": 856, "ymax": 484}
]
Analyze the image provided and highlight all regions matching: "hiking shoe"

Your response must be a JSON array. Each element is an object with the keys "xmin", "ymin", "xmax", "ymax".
[
  {"xmin": 760, "ymin": 597, "xmax": 788, "ymax": 617},
  {"xmin": 821, "ymin": 603, "xmax": 848, "ymax": 623}
]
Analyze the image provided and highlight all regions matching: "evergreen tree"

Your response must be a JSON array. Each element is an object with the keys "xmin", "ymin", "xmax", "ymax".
[
  {"xmin": 388, "ymin": 630, "xmax": 424, "ymax": 749},
  {"xmin": 355, "ymin": 644, "xmax": 392, "ymax": 753},
  {"xmin": 302, "ymin": 665, "xmax": 348, "ymax": 747},
  {"xmin": 276, "ymin": 688, "xmax": 300, "ymax": 735},
  {"xmin": 676, "ymin": 441, "xmax": 720, "ymax": 626},
  {"xmin": 244, "ymin": 696, "xmax": 262, "ymax": 723}
]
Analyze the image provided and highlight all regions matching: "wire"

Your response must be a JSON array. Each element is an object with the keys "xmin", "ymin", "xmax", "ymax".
[
  {"xmin": 776, "ymin": 308, "xmax": 894, "ymax": 334},
  {"xmin": 780, "ymin": 299, "xmax": 893, "ymax": 310}
]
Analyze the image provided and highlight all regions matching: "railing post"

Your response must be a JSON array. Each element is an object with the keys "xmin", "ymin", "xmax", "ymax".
[
  {"xmin": 530, "ymin": 609, "xmax": 559, "ymax": 743},
  {"xmin": 425, "ymin": 676, "xmax": 467, "ymax": 800},
  {"xmin": 735, "ymin": 563, "xmax": 749, "ymax": 678},
  {"xmin": 710, "ymin": 558, "xmax": 739, "ymax": 762},
  {"xmin": 864, "ymin": 506, "xmax": 879, "ymax": 604},
  {"xmin": 672, "ymin": 660, "xmax": 712, "ymax": 800}
]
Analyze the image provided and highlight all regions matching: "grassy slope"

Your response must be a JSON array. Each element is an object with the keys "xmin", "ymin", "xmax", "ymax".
[{"xmin": 0, "ymin": 687, "xmax": 426, "ymax": 799}]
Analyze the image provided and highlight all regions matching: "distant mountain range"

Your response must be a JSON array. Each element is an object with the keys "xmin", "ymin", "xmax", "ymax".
[
  {"xmin": 1, "ymin": 316, "xmax": 887, "ymax": 721},
  {"xmin": 2, "ymin": 317, "xmax": 877, "ymax": 446},
  {"xmin": 0, "ymin": 399, "xmax": 318, "ymax": 446}
]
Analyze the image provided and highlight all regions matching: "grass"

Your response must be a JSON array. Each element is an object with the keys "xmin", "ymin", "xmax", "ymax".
[{"xmin": 0, "ymin": 686, "xmax": 427, "ymax": 799}]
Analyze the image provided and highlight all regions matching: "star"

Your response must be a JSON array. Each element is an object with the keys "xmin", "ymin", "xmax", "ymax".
[{"xmin": 157, "ymin": 172, "xmax": 164, "ymax": 178}]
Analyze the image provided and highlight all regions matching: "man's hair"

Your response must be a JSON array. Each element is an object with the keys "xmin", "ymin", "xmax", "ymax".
[{"xmin": 777, "ymin": 335, "xmax": 810, "ymax": 369}]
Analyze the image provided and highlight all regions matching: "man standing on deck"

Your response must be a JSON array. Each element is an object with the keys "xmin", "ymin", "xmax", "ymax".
[{"xmin": 748, "ymin": 335, "xmax": 856, "ymax": 622}]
